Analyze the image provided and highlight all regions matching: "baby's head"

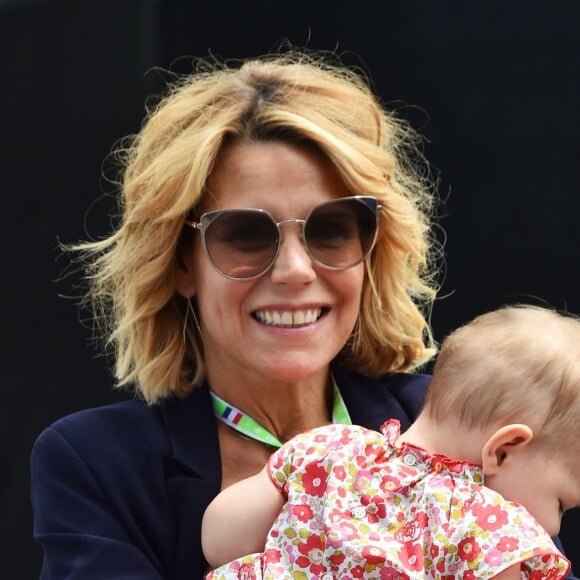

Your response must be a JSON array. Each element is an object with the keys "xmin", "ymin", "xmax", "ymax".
[
  {"xmin": 425, "ymin": 304, "xmax": 580, "ymax": 455},
  {"xmin": 423, "ymin": 305, "xmax": 580, "ymax": 534}
]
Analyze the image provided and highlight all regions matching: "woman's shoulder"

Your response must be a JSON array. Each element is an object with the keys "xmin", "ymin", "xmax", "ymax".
[
  {"xmin": 31, "ymin": 399, "xmax": 170, "ymax": 491},
  {"xmin": 32, "ymin": 384, "xmax": 217, "ymax": 475},
  {"xmin": 37, "ymin": 399, "xmax": 164, "ymax": 450},
  {"xmin": 335, "ymin": 366, "xmax": 431, "ymax": 392},
  {"xmin": 30, "ymin": 386, "xmax": 220, "ymax": 578}
]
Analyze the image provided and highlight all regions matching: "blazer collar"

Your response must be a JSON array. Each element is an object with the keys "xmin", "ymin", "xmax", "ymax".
[{"xmin": 158, "ymin": 383, "xmax": 222, "ymax": 481}]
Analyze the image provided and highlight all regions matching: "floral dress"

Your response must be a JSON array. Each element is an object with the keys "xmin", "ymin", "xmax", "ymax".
[{"xmin": 206, "ymin": 420, "xmax": 570, "ymax": 579}]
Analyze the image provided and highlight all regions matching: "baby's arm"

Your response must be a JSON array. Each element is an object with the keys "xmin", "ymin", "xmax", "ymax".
[{"xmin": 201, "ymin": 465, "xmax": 285, "ymax": 569}]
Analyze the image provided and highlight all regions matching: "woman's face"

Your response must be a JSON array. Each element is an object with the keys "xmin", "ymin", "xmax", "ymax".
[{"xmin": 176, "ymin": 140, "xmax": 366, "ymax": 385}]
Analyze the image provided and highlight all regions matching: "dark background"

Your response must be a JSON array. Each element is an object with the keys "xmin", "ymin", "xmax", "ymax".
[{"xmin": 1, "ymin": 1, "xmax": 578, "ymax": 577}]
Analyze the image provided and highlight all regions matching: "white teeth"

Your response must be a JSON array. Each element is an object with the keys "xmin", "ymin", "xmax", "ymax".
[{"xmin": 255, "ymin": 309, "xmax": 323, "ymax": 327}]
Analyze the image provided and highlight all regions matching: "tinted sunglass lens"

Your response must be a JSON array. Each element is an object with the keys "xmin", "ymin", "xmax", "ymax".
[
  {"xmin": 205, "ymin": 211, "xmax": 279, "ymax": 279},
  {"xmin": 305, "ymin": 198, "xmax": 377, "ymax": 268}
]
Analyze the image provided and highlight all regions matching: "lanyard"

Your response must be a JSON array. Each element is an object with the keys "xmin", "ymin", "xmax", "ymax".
[{"xmin": 209, "ymin": 380, "xmax": 352, "ymax": 448}]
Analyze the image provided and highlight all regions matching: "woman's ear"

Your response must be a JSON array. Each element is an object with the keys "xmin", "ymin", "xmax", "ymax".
[
  {"xmin": 481, "ymin": 424, "xmax": 534, "ymax": 476},
  {"xmin": 175, "ymin": 232, "xmax": 197, "ymax": 298},
  {"xmin": 175, "ymin": 265, "xmax": 196, "ymax": 298}
]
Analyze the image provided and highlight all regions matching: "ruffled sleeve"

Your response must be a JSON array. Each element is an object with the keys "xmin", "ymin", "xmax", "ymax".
[{"xmin": 267, "ymin": 424, "xmax": 369, "ymax": 496}]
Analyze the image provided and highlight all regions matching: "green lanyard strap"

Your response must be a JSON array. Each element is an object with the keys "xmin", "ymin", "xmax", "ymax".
[{"xmin": 209, "ymin": 380, "xmax": 352, "ymax": 448}]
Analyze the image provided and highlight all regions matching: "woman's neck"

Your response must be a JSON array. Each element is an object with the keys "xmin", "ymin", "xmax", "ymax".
[{"xmin": 206, "ymin": 366, "xmax": 333, "ymax": 444}]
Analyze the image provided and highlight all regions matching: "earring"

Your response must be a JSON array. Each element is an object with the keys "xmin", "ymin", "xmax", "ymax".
[
  {"xmin": 347, "ymin": 316, "xmax": 361, "ymax": 357},
  {"xmin": 350, "ymin": 326, "xmax": 360, "ymax": 356},
  {"xmin": 183, "ymin": 297, "xmax": 203, "ymax": 344}
]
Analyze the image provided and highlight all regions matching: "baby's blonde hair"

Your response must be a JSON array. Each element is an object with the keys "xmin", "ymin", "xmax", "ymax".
[
  {"xmin": 424, "ymin": 305, "xmax": 580, "ymax": 450},
  {"xmin": 76, "ymin": 51, "xmax": 440, "ymax": 403}
]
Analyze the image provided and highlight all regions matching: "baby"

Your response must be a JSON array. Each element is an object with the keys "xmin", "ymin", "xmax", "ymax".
[{"xmin": 202, "ymin": 305, "xmax": 580, "ymax": 578}]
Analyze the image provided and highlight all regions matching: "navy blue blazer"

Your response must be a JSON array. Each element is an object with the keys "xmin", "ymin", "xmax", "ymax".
[{"xmin": 30, "ymin": 368, "xmax": 575, "ymax": 579}]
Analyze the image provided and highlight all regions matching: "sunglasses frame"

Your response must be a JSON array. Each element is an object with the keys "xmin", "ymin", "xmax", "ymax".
[{"xmin": 185, "ymin": 195, "xmax": 381, "ymax": 281}]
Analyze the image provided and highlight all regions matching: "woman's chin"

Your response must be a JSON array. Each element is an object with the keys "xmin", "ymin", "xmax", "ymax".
[{"xmin": 256, "ymin": 357, "xmax": 332, "ymax": 384}]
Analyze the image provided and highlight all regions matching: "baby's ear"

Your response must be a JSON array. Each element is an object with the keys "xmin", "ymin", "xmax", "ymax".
[{"xmin": 481, "ymin": 424, "xmax": 534, "ymax": 476}]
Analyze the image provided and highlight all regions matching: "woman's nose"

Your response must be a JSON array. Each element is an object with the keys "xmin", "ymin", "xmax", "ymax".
[{"xmin": 269, "ymin": 227, "xmax": 316, "ymax": 285}]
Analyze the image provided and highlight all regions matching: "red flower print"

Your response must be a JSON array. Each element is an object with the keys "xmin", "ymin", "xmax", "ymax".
[
  {"xmin": 438, "ymin": 454, "xmax": 466, "ymax": 473},
  {"xmin": 327, "ymin": 521, "xmax": 360, "ymax": 548},
  {"xmin": 484, "ymin": 547, "xmax": 503, "ymax": 566},
  {"xmin": 332, "ymin": 464, "xmax": 347, "ymax": 480},
  {"xmin": 362, "ymin": 545, "xmax": 387, "ymax": 566},
  {"xmin": 530, "ymin": 570, "xmax": 561, "ymax": 580},
  {"xmin": 462, "ymin": 572, "xmax": 477, "ymax": 580},
  {"xmin": 472, "ymin": 503, "xmax": 508, "ymax": 531},
  {"xmin": 432, "ymin": 460, "xmax": 445, "ymax": 473},
  {"xmin": 497, "ymin": 536, "xmax": 519, "ymax": 552},
  {"xmin": 223, "ymin": 560, "xmax": 241, "ymax": 571},
  {"xmin": 380, "ymin": 474, "xmax": 402, "ymax": 493},
  {"xmin": 314, "ymin": 433, "xmax": 329, "ymax": 443},
  {"xmin": 399, "ymin": 465, "xmax": 419, "ymax": 477},
  {"xmin": 263, "ymin": 549, "xmax": 281, "ymax": 564},
  {"xmin": 328, "ymin": 508, "xmax": 350, "ymax": 524},
  {"xmin": 398, "ymin": 542, "xmax": 424, "ymax": 571},
  {"xmin": 270, "ymin": 452, "xmax": 284, "ymax": 470},
  {"xmin": 381, "ymin": 420, "xmax": 400, "ymax": 441},
  {"xmin": 432, "ymin": 474, "xmax": 456, "ymax": 491},
  {"xmin": 296, "ymin": 534, "xmax": 326, "ymax": 575},
  {"xmin": 302, "ymin": 462, "xmax": 327, "ymax": 497},
  {"xmin": 416, "ymin": 512, "xmax": 428, "ymax": 529},
  {"xmin": 380, "ymin": 567, "xmax": 410, "ymax": 580},
  {"xmin": 328, "ymin": 552, "xmax": 346, "ymax": 567},
  {"xmin": 361, "ymin": 494, "xmax": 387, "ymax": 523},
  {"xmin": 238, "ymin": 562, "xmax": 259, "ymax": 579},
  {"xmin": 337, "ymin": 427, "xmax": 354, "ymax": 446},
  {"xmin": 430, "ymin": 544, "xmax": 439, "ymax": 559},
  {"xmin": 297, "ymin": 534, "xmax": 324, "ymax": 557},
  {"xmin": 354, "ymin": 469, "xmax": 374, "ymax": 492},
  {"xmin": 290, "ymin": 503, "xmax": 313, "ymax": 523},
  {"xmin": 351, "ymin": 565, "xmax": 366, "ymax": 578},
  {"xmin": 363, "ymin": 443, "xmax": 384, "ymax": 462},
  {"xmin": 395, "ymin": 521, "xmax": 420, "ymax": 544},
  {"xmin": 457, "ymin": 537, "xmax": 481, "ymax": 562}
]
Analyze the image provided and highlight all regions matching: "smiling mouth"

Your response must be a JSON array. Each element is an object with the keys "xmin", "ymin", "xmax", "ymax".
[{"xmin": 253, "ymin": 308, "xmax": 327, "ymax": 327}]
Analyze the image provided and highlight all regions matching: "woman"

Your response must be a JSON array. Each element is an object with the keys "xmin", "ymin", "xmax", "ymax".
[{"xmin": 31, "ymin": 51, "xmax": 440, "ymax": 579}]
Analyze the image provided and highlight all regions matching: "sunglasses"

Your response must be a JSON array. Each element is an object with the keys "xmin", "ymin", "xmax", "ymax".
[{"xmin": 185, "ymin": 196, "xmax": 381, "ymax": 280}]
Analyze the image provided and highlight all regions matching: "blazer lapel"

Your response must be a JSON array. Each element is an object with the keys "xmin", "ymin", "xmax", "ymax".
[
  {"xmin": 157, "ymin": 384, "xmax": 222, "ymax": 578},
  {"xmin": 158, "ymin": 382, "xmax": 222, "ymax": 480}
]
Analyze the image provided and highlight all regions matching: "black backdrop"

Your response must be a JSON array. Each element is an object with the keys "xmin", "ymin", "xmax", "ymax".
[{"xmin": 1, "ymin": 1, "xmax": 578, "ymax": 578}]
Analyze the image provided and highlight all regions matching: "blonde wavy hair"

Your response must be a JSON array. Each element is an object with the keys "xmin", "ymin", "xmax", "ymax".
[
  {"xmin": 77, "ymin": 51, "xmax": 441, "ymax": 403},
  {"xmin": 424, "ymin": 305, "xmax": 580, "ymax": 450}
]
